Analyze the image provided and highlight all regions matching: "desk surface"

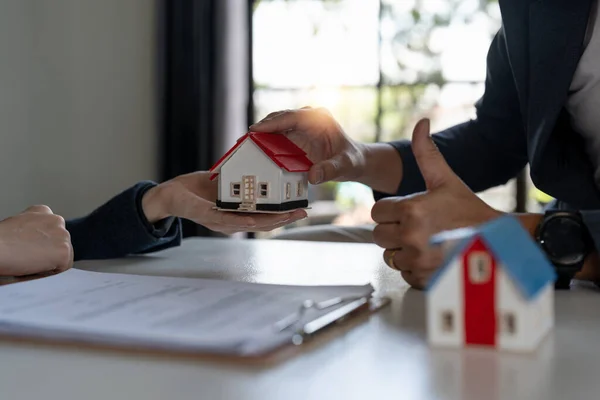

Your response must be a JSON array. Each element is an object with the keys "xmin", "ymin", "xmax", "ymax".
[{"xmin": 1, "ymin": 238, "xmax": 599, "ymax": 400}]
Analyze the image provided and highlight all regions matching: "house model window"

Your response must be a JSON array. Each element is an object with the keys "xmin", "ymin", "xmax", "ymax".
[
  {"xmin": 468, "ymin": 251, "xmax": 492, "ymax": 284},
  {"xmin": 259, "ymin": 183, "xmax": 269, "ymax": 198},
  {"xmin": 285, "ymin": 183, "xmax": 291, "ymax": 199},
  {"xmin": 231, "ymin": 183, "xmax": 241, "ymax": 197},
  {"xmin": 502, "ymin": 313, "xmax": 516, "ymax": 334},
  {"xmin": 297, "ymin": 181, "xmax": 304, "ymax": 197},
  {"xmin": 441, "ymin": 310, "xmax": 454, "ymax": 332}
]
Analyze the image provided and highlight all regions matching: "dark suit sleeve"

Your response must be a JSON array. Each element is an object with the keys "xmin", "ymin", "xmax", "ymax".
[
  {"xmin": 374, "ymin": 27, "xmax": 529, "ymax": 200},
  {"xmin": 66, "ymin": 181, "xmax": 182, "ymax": 261}
]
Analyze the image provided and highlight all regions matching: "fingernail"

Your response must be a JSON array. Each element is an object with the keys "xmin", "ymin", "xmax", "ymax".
[{"xmin": 315, "ymin": 169, "xmax": 324, "ymax": 184}]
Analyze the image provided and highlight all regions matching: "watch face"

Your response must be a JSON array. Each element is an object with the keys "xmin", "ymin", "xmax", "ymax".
[{"xmin": 539, "ymin": 216, "xmax": 587, "ymax": 265}]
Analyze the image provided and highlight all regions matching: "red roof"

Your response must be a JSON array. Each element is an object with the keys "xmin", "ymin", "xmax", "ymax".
[{"xmin": 209, "ymin": 132, "xmax": 313, "ymax": 180}]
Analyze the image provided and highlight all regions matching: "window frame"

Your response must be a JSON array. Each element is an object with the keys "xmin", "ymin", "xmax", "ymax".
[
  {"xmin": 258, "ymin": 182, "xmax": 269, "ymax": 198},
  {"xmin": 501, "ymin": 312, "xmax": 516, "ymax": 335},
  {"xmin": 231, "ymin": 182, "xmax": 241, "ymax": 197},
  {"xmin": 468, "ymin": 251, "xmax": 492, "ymax": 284},
  {"xmin": 441, "ymin": 310, "xmax": 454, "ymax": 333},
  {"xmin": 248, "ymin": 0, "xmax": 527, "ymax": 216}
]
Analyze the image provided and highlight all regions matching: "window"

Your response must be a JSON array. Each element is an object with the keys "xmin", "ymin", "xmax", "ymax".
[
  {"xmin": 501, "ymin": 313, "xmax": 516, "ymax": 335},
  {"xmin": 259, "ymin": 182, "xmax": 269, "ymax": 198},
  {"xmin": 468, "ymin": 251, "xmax": 492, "ymax": 284},
  {"xmin": 285, "ymin": 182, "xmax": 291, "ymax": 199},
  {"xmin": 441, "ymin": 311, "xmax": 454, "ymax": 333},
  {"xmin": 297, "ymin": 181, "xmax": 304, "ymax": 197},
  {"xmin": 231, "ymin": 182, "xmax": 241, "ymax": 197},
  {"xmin": 251, "ymin": 0, "xmax": 534, "ymax": 240}
]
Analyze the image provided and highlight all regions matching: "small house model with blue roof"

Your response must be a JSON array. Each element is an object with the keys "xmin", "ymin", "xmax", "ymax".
[{"xmin": 426, "ymin": 216, "xmax": 556, "ymax": 352}]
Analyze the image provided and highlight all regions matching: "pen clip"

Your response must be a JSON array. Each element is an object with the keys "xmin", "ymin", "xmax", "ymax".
[{"xmin": 273, "ymin": 295, "xmax": 371, "ymax": 345}]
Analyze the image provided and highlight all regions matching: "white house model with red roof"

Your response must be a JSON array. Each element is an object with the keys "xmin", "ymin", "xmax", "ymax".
[{"xmin": 209, "ymin": 132, "xmax": 313, "ymax": 213}]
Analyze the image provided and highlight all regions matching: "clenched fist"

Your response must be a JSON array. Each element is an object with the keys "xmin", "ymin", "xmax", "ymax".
[{"xmin": 0, "ymin": 205, "xmax": 74, "ymax": 277}]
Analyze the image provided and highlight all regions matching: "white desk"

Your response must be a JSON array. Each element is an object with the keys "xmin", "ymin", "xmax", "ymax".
[{"xmin": 1, "ymin": 238, "xmax": 599, "ymax": 400}]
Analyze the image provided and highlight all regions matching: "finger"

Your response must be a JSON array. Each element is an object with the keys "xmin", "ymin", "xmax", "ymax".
[
  {"xmin": 250, "ymin": 108, "xmax": 325, "ymax": 133},
  {"xmin": 371, "ymin": 195, "xmax": 426, "ymax": 225},
  {"xmin": 383, "ymin": 248, "xmax": 409, "ymax": 272},
  {"xmin": 45, "ymin": 214, "xmax": 66, "ymax": 230},
  {"xmin": 371, "ymin": 197, "xmax": 403, "ymax": 224},
  {"xmin": 411, "ymin": 118, "xmax": 455, "ymax": 190},
  {"xmin": 54, "ymin": 241, "xmax": 74, "ymax": 273},
  {"xmin": 211, "ymin": 208, "xmax": 306, "ymax": 228},
  {"xmin": 251, "ymin": 210, "xmax": 307, "ymax": 231},
  {"xmin": 384, "ymin": 247, "xmax": 442, "ymax": 274},
  {"xmin": 171, "ymin": 190, "xmax": 256, "ymax": 228},
  {"xmin": 400, "ymin": 270, "xmax": 417, "ymax": 286},
  {"xmin": 308, "ymin": 153, "xmax": 351, "ymax": 185},
  {"xmin": 209, "ymin": 209, "xmax": 307, "ymax": 234},
  {"xmin": 401, "ymin": 270, "xmax": 426, "ymax": 290},
  {"xmin": 24, "ymin": 205, "xmax": 53, "ymax": 214},
  {"xmin": 372, "ymin": 222, "xmax": 403, "ymax": 249},
  {"xmin": 206, "ymin": 208, "xmax": 256, "ymax": 228},
  {"xmin": 252, "ymin": 110, "xmax": 288, "ymax": 128},
  {"xmin": 231, "ymin": 212, "xmax": 306, "ymax": 234},
  {"xmin": 62, "ymin": 241, "xmax": 75, "ymax": 272},
  {"xmin": 64, "ymin": 230, "xmax": 74, "ymax": 271},
  {"xmin": 243, "ymin": 209, "xmax": 307, "ymax": 229}
]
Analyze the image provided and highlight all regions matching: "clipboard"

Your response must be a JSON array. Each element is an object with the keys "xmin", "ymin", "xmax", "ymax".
[
  {"xmin": 0, "ymin": 296, "xmax": 389, "ymax": 367},
  {"xmin": 0, "ymin": 272, "xmax": 390, "ymax": 367}
]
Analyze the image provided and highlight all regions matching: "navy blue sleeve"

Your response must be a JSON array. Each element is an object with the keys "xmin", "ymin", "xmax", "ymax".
[
  {"xmin": 374, "ymin": 27, "xmax": 529, "ymax": 200},
  {"xmin": 66, "ymin": 181, "xmax": 182, "ymax": 261}
]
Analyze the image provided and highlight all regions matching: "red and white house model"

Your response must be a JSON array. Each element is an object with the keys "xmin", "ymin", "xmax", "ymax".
[
  {"xmin": 209, "ymin": 132, "xmax": 313, "ymax": 213},
  {"xmin": 426, "ymin": 216, "xmax": 557, "ymax": 352}
]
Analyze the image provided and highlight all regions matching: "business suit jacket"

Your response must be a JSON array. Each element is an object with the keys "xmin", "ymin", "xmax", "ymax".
[
  {"xmin": 66, "ymin": 181, "xmax": 181, "ymax": 261},
  {"xmin": 379, "ymin": 0, "xmax": 600, "ymax": 249}
]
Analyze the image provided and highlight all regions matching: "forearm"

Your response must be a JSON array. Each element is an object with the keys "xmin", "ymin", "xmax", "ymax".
[
  {"xmin": 67, "ymin": 181, "xmax": 181, "ymax": 261},
  {"xmin": 357, "ymin": 143, "xmax": 403, "ymax": 194}
]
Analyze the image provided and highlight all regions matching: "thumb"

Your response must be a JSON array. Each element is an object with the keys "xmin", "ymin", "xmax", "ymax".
[
  {"xmin": 309, "ymin": 153, "xmax": 349, "ymax": 184},
  {"xmin": 411, "ymin": 118, "xmax": 455, "ymax": 189}
]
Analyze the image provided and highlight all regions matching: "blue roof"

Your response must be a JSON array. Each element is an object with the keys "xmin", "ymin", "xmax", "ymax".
[{"xmin": 426, "ymin": 215, "xmax": 556, "ymax": 300}]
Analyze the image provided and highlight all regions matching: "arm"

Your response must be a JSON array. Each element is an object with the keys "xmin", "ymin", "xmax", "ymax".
[
  {"xmin": 66, "ymin": 172, "xmax": 308, "ymax": 261},
  {"xmin": 370, "ymin": 27, "xmax": 529, "ymax": 199},
  {"xmin": 66, "ymin": 181, "xmax": 181, "ymax": 261}
]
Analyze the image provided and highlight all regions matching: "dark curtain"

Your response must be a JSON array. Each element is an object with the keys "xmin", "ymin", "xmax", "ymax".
[{"xmin": 160, "ymin": 0, "xmax": 218, "ymax": 238}]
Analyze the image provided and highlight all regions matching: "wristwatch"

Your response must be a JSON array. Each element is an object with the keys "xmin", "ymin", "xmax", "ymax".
[{"xmin": 535, "ymin": 210, "xmax": 594, "ymax": 289}]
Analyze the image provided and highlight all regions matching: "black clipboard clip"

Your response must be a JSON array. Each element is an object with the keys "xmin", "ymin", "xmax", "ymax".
[{"xmin": 273, "ymin": 295, "xmax": 373, "ymax": 345}]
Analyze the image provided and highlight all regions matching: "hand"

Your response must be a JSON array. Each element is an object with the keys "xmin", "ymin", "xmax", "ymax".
[
  {"xmin": 250, "ymin": 107, "xmax": 368, "ymax": 184},
  {"xmin": 142, "ymin": 172, "xmax": 307, "ymax": 234},
  {"xmin": 0, "ymin": 205, "xmax": 73, "ymax": 277},
  {"xmin": 371, "ymin": 119, "xmax": 501, "ymax": 289}
]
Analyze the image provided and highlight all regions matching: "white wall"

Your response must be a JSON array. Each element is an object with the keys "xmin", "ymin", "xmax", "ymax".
[
  {"xmin": 0, "ymin": 0, "xmax": 158, "ymax": 219},
  {"xmin": 427, "ymin": 260, "xmax": 464, "ymax": 347},
  {"xmin": 219, "ymin": 140, "xmax": 282, "ymax": 204},
  {"xmin": 496, "ymin": 268, "xmax": 531, "ymax": 351},
  {"xmin": 497, "ymin": 268, "xmax": 553, "ymax": 352},
  {"xmin": 281, "ymin": 170, "xmax": 307, "ymax": 202}
]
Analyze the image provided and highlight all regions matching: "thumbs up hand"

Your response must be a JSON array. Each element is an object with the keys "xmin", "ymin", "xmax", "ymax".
[{"xmin": 371, "ymin": 119, "xmax": 502, "ymax": 289}]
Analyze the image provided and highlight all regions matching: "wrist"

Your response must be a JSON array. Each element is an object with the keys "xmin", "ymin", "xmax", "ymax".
[
  {"xmin": 575, "ymin": 251, "xmax": 600, "ymax": 281},
  {"xmin": 512, "ymin": 213, "xmax": 544, "ymax": 237},
  {"xmin": 358, "ymin": 142, "xmax": 403, "ymax": 194},
  {"xmin": 516, "ymin": 211, "xmax": 599, "ymax": 284},
  {"xmin": 141, "ymin": 185, "xmax": 171, "ymax": 224}
]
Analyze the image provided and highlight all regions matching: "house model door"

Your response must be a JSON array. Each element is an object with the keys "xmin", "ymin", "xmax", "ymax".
[
  {"xmin": 462, "ymin": 239, "xmax": 496, "ymax": 346},
  {"xmin": 241, "ymin": 175, "xmax": 256, "ymax": 211}
]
